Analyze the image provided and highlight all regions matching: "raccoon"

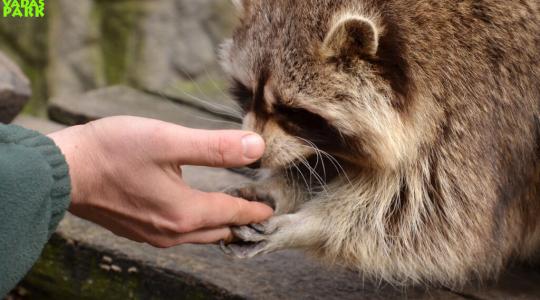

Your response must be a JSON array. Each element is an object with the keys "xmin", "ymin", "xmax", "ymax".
[{"xmin": 220, "ymin": 0, "xmax": 540, "ymax": 286}]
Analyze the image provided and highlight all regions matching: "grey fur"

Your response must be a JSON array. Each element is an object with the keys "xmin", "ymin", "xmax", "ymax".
[{"xmin": 221, "ymin": 0, "xmax": 540, "ymax": 287}]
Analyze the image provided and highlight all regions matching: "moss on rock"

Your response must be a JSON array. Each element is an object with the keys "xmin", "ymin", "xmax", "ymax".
[
  {"xmin": 19, "ymin": 235, "xmax": 241, "ymax": 299},
  {"xmin": 94, "ymin": 0, "xmax": 144, "ymax": 86}
]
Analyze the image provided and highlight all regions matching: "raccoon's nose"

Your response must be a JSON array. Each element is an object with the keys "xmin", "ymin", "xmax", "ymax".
[{"xmin": 246, "ymin": 159, "xmax": 262, "ymax": 169}]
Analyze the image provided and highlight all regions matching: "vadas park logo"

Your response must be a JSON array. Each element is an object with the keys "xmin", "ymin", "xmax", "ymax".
[{"xmin": 2, "ymin": 0, "xmax": 45, "ymax": 18}]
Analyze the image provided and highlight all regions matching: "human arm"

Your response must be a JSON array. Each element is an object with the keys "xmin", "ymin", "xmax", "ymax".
[
  {"xmin": 1, "ymin": 116, "xmax": 272, "ymax": 296},
  {"xmin": 48, "ymin": 116, "xmax": 273, "ymax": 247},
  {"xmin": 0, "ymin": 124, "xmax": 71, "ymax": 296}
]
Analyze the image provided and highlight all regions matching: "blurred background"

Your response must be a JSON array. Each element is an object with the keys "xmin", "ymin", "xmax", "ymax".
[
  {"xmin": 3, "ymin": 1, "xmax": 540, "ymax": 299},
  {"xmin": 0, "ymin": 0, "xmax": 239, "ymax": 120}
]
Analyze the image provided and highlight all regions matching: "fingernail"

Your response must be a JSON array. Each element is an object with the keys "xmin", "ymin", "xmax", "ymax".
[{"xmin": 242, "ymin": 134, "xmax": 265, "ymax": 160}]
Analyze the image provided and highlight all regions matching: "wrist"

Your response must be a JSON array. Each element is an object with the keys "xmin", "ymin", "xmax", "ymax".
[{"xmin": 48, "ymin": 124, "xmax": 99, "ymax": 213}]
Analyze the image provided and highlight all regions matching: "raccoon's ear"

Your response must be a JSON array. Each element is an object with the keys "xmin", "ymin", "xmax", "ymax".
[{"xmin": 321, "ymin": 15, "xmax": 379, "ymax": 60}]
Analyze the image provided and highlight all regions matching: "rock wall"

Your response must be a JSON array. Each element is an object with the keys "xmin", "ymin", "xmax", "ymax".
[
  {"xmin": 0, "ymin": 51, "xmax": 31, "ymax": 123},
  {"xmin": 0, "ymin": 0, "xmax": 237, "ymax": 115}
]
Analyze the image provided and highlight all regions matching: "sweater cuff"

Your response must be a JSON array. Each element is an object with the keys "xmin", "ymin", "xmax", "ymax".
[{"xmin": 0, "ymin": 124, "xmax": 71, "ymax": 234}]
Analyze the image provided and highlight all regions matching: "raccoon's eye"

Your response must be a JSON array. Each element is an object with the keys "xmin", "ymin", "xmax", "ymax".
[
  {"xmin": 273, "ymin": 104, "xmax": 345, "ymax": 148},
  {"xmin": 230, "ymin": 79, "xmax": 253, "ymax": 111}
]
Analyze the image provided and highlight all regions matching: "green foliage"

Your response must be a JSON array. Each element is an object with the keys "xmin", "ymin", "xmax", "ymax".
[{"xmin": 93, "ymin": 0, "xmax": 144, "ymax": 86}]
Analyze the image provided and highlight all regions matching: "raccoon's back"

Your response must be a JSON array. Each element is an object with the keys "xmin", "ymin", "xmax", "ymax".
[{"xmin": 388, "ymin": 0, "xmax": 540, "ymax": 99}]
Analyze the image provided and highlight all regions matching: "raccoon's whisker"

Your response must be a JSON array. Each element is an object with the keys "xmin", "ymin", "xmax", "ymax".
[
  {"xmin": 203, "ymin": 68, "xmax": 229, "ymax": 98},
  {"xmin": 307, "ymin": 141, "xmax": 328, "ymax": 181},
  {"xmin": 203, "ymin": 68, "xmax": 243, "ymax": 110},
  {"xmin": 319, "ymin": 150, "xmax": 354, "ymax": 187},
  {"xmin": 292, "ymin": 163, "xmax": 312, "ymax": 195},
  {"xmin": 293, "ymin": 137, "xmax": 321, "ymax": 162},
  {"xmin": 296, "ymin": 139, "xmax": 327, "ymax": 180},
  {"xmin": 309, "ymin": 146, "xmax": 353, "ymax": 187},
  {"xmin": 173, "ymin": 87, "xmax": 243, "ymax": 119},
  {"xmin": 155, "ymin": 83, "xmax": 242, "ymax": 119},
  {"xmin": 173, "ymin": 69, "xmax": 243, "ymax": 117},
  {"xmin": 294, "ymin": 136, "xmax": 353, "ymax": 188},
  {"xmin": 297, "ymin": 151, "xmax": 329, "ymax": 194},
  {"xmin": 296, "ymin": 154, "xmax": 329, "ymax": 195},
  {"xmin": 192, "ymin": 115, "xmax": 243, "ymax": 127},
  {"xmin": 288, "ymin": 150, "xmax": 314, "ymax": 195},
  {"xmin": 318, "ymin": 152, "xmax": 328, "ymax": 182},
  {"xmin": 289, "ymin": 147, "xmax": 330, "ymax": 196},
  {"xmin": 284, "ymin": 166, "xmax": 300, "ymax": 206},
  {"xmin": 177, "ymin": 68, "xmax": 214, "ymax": 101}
]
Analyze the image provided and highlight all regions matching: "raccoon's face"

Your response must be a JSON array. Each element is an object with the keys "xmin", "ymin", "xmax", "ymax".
[{"xmin": 221, "ymin": 1, "xmax": 415, "ymax": 172}]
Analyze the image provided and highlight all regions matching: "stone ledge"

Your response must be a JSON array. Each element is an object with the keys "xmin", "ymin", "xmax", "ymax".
[
  {"xmin": 12, "ymin": 115, "xmax": 65, "ymax": 134},
  {"xmin": 47, "ymin": 85, "xmax": 241, "ymax": 130},
  {"xmin": 143, "ymin": 88, "xmax": 242, "ymax": 124}
]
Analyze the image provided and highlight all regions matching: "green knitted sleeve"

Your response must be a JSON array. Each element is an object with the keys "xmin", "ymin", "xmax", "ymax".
[{"xmin": 0, "ymin": 124, "xmax": 71, "ymax": 297}]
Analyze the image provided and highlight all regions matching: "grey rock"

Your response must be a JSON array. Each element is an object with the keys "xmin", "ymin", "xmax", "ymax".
[
  {"xmin": 48, "ymin": 85, "xmax": 241, "ymax": 130},
  {"xmin": 204, "ymin": 1, "xmax": 239, "ymax": 44},
  {"xmin": 176, "ymin": 0, "xmax": 216, "ymax": 19},
  {"xmin": 12, "ymin": 115, "xmax": 65, "ymax": 134},
  {"xmin": 0, "ymin": 51, "xmax": 31, "ymax": 123},
  {"xmin": 145, "ymin": 77, "xmax": 243, "ymax": 123},
  {"xmin": 132, "ymin": 0, "xmax": 179, "ymax": 93},
  {"xmin": 172, "ymin": 21, "xmax": 216, "ymax": 77},
  {"xmin": 47, "ymin": 0, "xmax": 104, "ymax": 97},
  {"xmin": 1, "ymin": 0, "xmax": 238, "ymax": 116},
  {"xmin": 133, "ymin": 0, "xmax": 231, "ymax": 95},
  {"xmin": 459, "ymin": 268, "xmax": 540, "ymax": 300}
]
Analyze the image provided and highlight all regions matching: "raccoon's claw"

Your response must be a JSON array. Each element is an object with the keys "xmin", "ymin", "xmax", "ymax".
[
  {"xmin": 221, "ymin": 216, "xmax": 293, "ymax": 258},
  {"xmin": 232, "ymin": 224, "xmax": 268, "ymax": 242},
  {"xmin": 220, "ymin": 224, "xmax": 272, "ymax": 258},
  {"xmin": 224, "ymin": 186, "xmax": 276, "ymax": 210},
  {"xmin": 220, "ymin": 240, "xmax": 270, "ymax": 259},
  {"xmin": 250, "ymin": 222, "xmax": 271, "ymax": 234}
]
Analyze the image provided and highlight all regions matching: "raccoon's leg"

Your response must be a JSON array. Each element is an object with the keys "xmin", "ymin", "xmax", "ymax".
[{"xmin": 221, "ymin": 206, "xmax": 325, "ymax": 258}]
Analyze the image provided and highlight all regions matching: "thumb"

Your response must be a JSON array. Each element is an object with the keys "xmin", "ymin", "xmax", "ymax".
[{"xmin": 162, "ymin": 125, "xmax": 265, "ymax": 168}]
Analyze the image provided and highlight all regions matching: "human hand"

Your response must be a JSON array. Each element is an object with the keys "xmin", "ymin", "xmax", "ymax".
[{"xmin": 48, "ymin": 116, "xmax": 273, "ymax": 247}]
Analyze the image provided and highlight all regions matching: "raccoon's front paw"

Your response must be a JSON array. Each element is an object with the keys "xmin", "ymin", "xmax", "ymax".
[
  {"xmin": 225, "ymin": 186, "xmax": 276, "ymax": 210},
  {"xmin": 221, "ymin": 215, "xmax": 291, "ymax": 258}
]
